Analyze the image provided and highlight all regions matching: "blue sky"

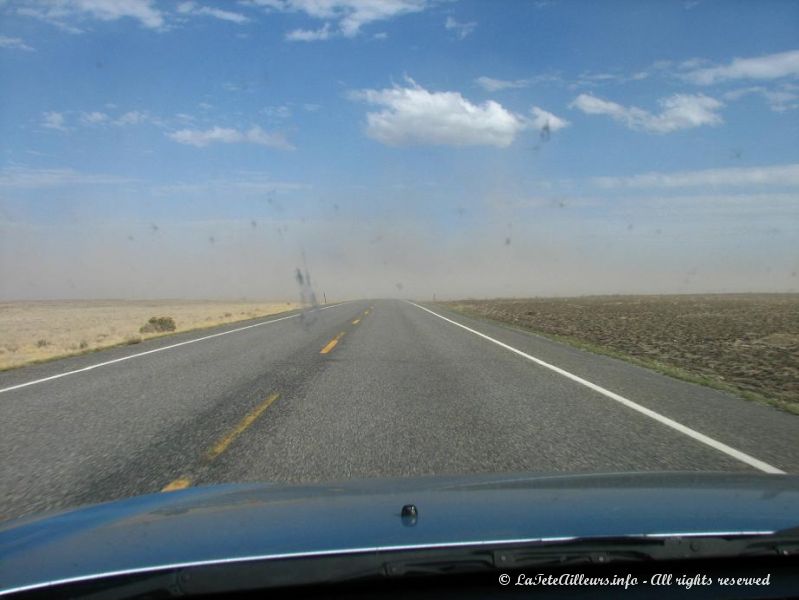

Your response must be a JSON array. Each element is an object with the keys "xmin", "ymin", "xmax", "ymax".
[{"xmin": 1, "ymin": 0, "xmax": 798, "ymax": 300}]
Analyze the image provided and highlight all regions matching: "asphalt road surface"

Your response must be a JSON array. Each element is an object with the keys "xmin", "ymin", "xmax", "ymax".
[{"xmin": 2, "ymin": 299, "xmax": 798, "ymax": 522}]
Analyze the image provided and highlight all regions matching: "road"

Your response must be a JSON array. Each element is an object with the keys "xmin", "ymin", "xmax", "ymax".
[{"xmin": 2, "ymin": 299, "xmax": 798, "ymax": 522}]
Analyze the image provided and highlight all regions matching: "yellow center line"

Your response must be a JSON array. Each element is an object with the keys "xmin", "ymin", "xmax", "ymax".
[
  {"xmin": 205, "ymin": 392, "xmax": 281, "ymax": 461},
  {"xmin": 320, "ymin": 332, "xmax": 344, "ymax": 354},
  {"xmin": 161, "ymin": 477, "xmax": 191, "ymax": 492},
  {"xmin": 352, "ymin": 318, "xmax": 361, "ymax": 325}
]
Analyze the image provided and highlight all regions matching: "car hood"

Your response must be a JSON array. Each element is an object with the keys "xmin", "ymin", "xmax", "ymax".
[{"xmin": 2, "ymin": 471, "xmax": 798, "ymax": 594}]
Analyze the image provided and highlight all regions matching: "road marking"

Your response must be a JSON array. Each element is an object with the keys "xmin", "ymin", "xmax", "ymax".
[
  {"xmin": 206, "ymin": 392, "xmax": 281, "ymax": 461},
  {"xmin": 320, "ymin": 332, "xmax": 345, "ymax": 354},
  {"xmin": 161, "ymin": 478, "xmax": 191, "ymax": 492},
  {"xmin": 409, "ymin": 302, "xmax": 785, "ymax": 475},
  {"xmin": 352, "ymin": 318, "xmax": 361, "ymax": 325},
  {"xmin": 0, "ymin": 303, "xmax": 348, "ymax": 395},
  {"xmin": 161, "ymin": 392, "xmax": 281, "ymax": 492}
]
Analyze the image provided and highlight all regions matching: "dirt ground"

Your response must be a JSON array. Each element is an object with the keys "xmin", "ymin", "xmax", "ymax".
[
  {"xmin": 0, "ymin": 300, "xmax": 300, "ymax": 370},
  {"xmin": 444, "ymin": 295, "xmax": 799, "ymax": 413}
]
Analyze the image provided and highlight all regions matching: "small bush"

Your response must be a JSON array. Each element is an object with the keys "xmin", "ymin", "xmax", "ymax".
[
  {"xmin": 36, "ymin": 339, "xmax": 50, "ymax": 348},
  {"xmin": 224, "ymin": 312, "xmax": 232, "ymax": 318},
  {"xmin": 125, "ymin": 336, "xmax": 142, "ymax": 345},
  {"xmin": 140, "ymin": 316, "xmax": 176, "ymax": 334},
  {"xmin": 79, "ymin": 340, "xmax": 89, "ymax": 350}
]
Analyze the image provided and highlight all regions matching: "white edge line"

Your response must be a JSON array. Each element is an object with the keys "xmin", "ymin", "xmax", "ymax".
[
  {"xmin": 408, "ymin": 302, "xmax": 785, "ymax": 475},
  {"xmin": 0, "ymin": 530, "xmax": 776, "ymax": 596},
  {"xmin": 0, "ymin": 303, "xmax": 349, "ymax": 395}
]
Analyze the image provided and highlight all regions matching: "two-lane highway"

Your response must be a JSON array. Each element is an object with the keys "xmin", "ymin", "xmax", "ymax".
[{"xmin": 2, "ymin": 299, "xmax": 798, "ymax": 522}]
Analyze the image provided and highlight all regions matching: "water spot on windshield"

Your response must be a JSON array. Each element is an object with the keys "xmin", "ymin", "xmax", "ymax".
[{"xmin": 540, "ymin": 122, "xmax": 551, "ymax": 141}]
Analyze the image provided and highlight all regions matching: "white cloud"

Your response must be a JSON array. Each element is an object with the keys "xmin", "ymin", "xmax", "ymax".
[
  {"xmin": 352, "ymin": 79, "xmax": 529, "ymax": 147},
  {"xmin": 571, "ymin": 93, "xmax": 723, "ymax": 133},
  {"xmin": 571, "ymin": 70, "xmax": 653, "ymax": 87},
  {"xmin": 723, "ymin": 85, "xmax": 799, "ymax": 112},
  {"xmin": 53, "ymin": 108, "xmax": 165, "ymax": 128},
  {"xmin": 114, "ymin": 110, "xmax": 149, "ymax": 126},
  {"xmin": 0, "ymin": 35, "xmax": 34, "ymax": 51},
  {"xmin": 475, "ymin": 73, "xmax": 563, "ymax": 91},
  {"xmin": 285, "ymin": 23, "xmax": 331, "ymax": 41},
  {"xmin": 41, "ymin": 108, "xmax": 163, "ymax": 131},
  {"xmin": 167, "ymin": 125, "xmax": 293, "ymax": 149},
  {"xmin": 152, "ymin": 174, "xmax": 308, "ymax": 196},
  {"xmin": 444, "ymin": 16, "xmax": 476, "ymax": 39},
  {"xmin": 684, "ymin": 49, "xmax": 799, "ymax": 85},
  {"xmin": 41, "ymin": 111, "xmax": 68, "ymax": 131},
  {"xmin": 176, "ymin": 1, "xmax": 249, "ymax": 24},
  {"xmin": 246, "ymin": 0, "xmax": 426, "ymax": 38},
  {"xmin": 261, "ymin": 105, "xmax": 292, "ymax": 120},
  {"xmin": 0, "ymin": 166, "xmax": 135, "ymax": 188},
  {"xmin": 80, "ymin": 111, "xmax": 109, "ymax": 125},
  {"xmin": 577, "ymin": 72, "xmax": 619, "ymax": 83},
  {"xmin": 16, "ymin": 0, "xmax": 165, "ymax": 31},
  {"xmin": 592, "ymin": 163, "xmax": 799, "ymax": 189},
  {"xmin": 679, "ymin": 58, "xmax": 708, "ymax": 70},
  {"xmin": 529, "ymin": 106, "xmax": 569, "ymax": 136},
  {"xmin": 723, "ymin": 87, "xmax": 758, "ymax": 101},
  {"xmin": 475, "ymin": 76, "xmax": 529, "ymax": 92}
]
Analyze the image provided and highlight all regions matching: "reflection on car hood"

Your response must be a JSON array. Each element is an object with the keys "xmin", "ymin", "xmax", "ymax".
[{"xmin": 1, "ymin": 471, "xmax": 798, "ymax": 594}]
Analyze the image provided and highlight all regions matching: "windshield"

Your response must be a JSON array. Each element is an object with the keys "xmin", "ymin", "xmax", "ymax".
[{"xmin": 0, "ymin": 0, "xmax": 797, "ymax": 528}]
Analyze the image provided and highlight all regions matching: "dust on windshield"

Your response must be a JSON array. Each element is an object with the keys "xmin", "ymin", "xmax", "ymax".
[{"xmin": 0, "ymin": 0, "xmax": 797, "ymax": 521}]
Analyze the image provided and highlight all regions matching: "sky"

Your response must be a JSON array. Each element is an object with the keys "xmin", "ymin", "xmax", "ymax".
[{"xmin": 1, "ymin": 0, "xmax": 798, "ymax": 301}]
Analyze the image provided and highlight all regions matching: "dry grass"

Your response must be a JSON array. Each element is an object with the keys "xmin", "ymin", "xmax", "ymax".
[
  {"xmin": 0, "ymin": 300, "xmax": 300, "ymax": 370},
  {"xmin": 444, "ymin": 294, "xmax": 799, "ymax": 414}
]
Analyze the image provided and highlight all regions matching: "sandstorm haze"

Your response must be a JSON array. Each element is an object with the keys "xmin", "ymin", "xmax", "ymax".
[
  {"xmin": 2, "ymin": 191, "xmax": 798, "ymax": 301},
  {"xmin": 1, "ymin": 0, "xmax": 798, "ymax": 301}
]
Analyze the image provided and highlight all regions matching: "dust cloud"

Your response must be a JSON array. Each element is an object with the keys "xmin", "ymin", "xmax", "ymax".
[{"xmin": 1, "ymin": 201, "xmax": 797, "ymax": 301}]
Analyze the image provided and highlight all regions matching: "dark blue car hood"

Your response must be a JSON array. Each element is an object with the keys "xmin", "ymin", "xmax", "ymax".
[{"xmin": 2, "ymin": 471, "xmax": 798, "ymax": 595}]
